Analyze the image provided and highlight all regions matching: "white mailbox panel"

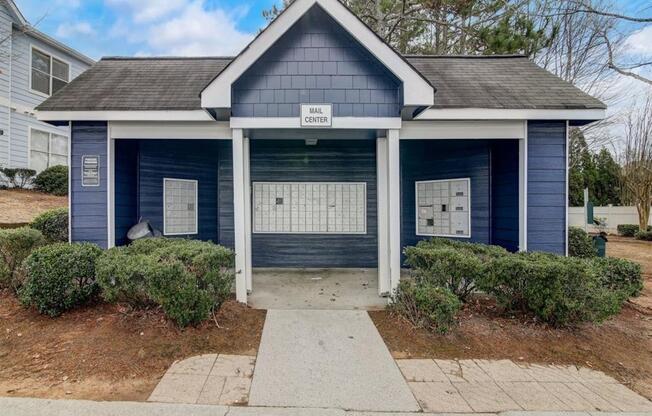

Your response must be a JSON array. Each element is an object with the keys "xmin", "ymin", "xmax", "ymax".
[
  {"xmin": 415, "ymin": 178, "xmax": 471, "ymax": 238},
  {"xmin": 163, "ymin": 178, "xmax": 198, "ymax": 235},
  {"xmin": 253, "ymin": 182, "xmax": 366, "ymax": 234}
]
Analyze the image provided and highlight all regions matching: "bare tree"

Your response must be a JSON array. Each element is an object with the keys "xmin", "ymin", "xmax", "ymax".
[{"xmin": 620, "ymin": 92, "xmax": 652, "ymax": 230}]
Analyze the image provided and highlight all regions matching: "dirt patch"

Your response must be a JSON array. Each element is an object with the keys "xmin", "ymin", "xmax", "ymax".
[
  {"xmin": 371, "ymin": 237, "xmax": 652, "ymax": 400},
  {"xmin": 0, "ymin": 292, "xmax": 265, "ymax": 401},
  {"xmin": 0, "ymin": 189, "xmax": 67, "ymax": 224}
]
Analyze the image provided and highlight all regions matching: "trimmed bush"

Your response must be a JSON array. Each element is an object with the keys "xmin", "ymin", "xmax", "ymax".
[
  {"xmin": 21, "ymin": 243, "xmax": 102, "ymax": 317},
  {"xmin": 635, "ymin": 230, "xmax": 652, "ymax": 241},
  {"xmin": 618, "ymin": 224, "xmax": 642, "ymax": 237},
  {"xmin": 95, "ymin": 238, "xmax": 235, "ymax": 327},
  {"xmin": 95, "ymin": 247, "xmax": 156, "ymax": 306},
  {"xmin": 1, "ymin": 168, "xmax": 36, "ymax": 188},
  {"xmin": 33, "ymin": 165, "xmax": 68, "ymax": 196},
  {"xmin": 591, "ymin": 257, "xmax": 643, "ymax": 298},
  {"xmin": 30, "ymin": 208, "xmax": 68, "ymax": 242},
  {"xmin": 481, "ymin": 252, "xmax": 624, "ymax": 326},
  {"xmin": 0, "ymin": 227, "xmax": 45, "ymax": 293},
  {"xmin": 568, "ymin": 227, "xmax": 597, "ymax": 258},
  {"xmin": 391, "ymin": 279, "xmax": 461, "ymax": 334}
]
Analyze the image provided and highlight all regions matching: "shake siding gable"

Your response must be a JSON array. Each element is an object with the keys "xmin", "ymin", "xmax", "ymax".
[
  {"xmin": 527, "ymin": 120, "xmax": 567, "ymax": 254},
  {"xmin": 232, "ymin": 5, "xmax": 401, "ymax": 118}
]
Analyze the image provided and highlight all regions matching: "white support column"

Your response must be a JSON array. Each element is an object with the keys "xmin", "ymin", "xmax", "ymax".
[
  {"xmin": 376, "ymin": 136, "xmax": 390, "ymax": 295},
  {"xmin": 107, "ymin": 123, "xmax": 115, "ymax": 249},
  {"xmin": 387, "ymin": 129, "xmax": 401, "ymax": 293},
  {"xmin": 518, "ymin": 121, "xmax": 528, "ymax": 252},
  {"xmin": 243, "ymin": 136, "xmax": 253, "ymax": 292},
  {"xmin": 232, "ymin": 128, "xmax": 248, "ymax": 303}
]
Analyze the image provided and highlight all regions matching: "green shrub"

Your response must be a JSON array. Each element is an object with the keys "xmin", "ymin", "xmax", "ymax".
[
  {"xmin": 95, "ymin": 247, "xmax": 156, "ymax": 306},
  {"xmin": 391, "ymin": 279, "xmax": 460, "ymax": 334},
  {"xmin": 95, "ymin": 238, "xmax": 235, "ymax": 327},
  {"xmin": 404, "ymin": 241, "xmax": 495, "ymax": 301},
  {"xmin": 616, "ymin": 224, "xmax": 652, "ymax": 237},
  {"xmin": 635, "ymin": 230, "xmax": 652, "ymax": 241},
  {"xmin": 483, "ymin": 252, "xmax": 623, "ymax": 326},
  {"xmin": 591, "ymin": 257, "xmax": 643, "ymax": 298},
  {"xmin": 30, "ymin": 208, "xmax": 68, "ymax": 242},
  {"xmin": 568, "ymin": 227, "xmax": 597, "ymax": 258},
  {"xmin": 33, "ymin": 165, "xmax": 68, "ymax": 196},
  {"xmin": 0, "ymin": 227, "xmax": 46, "ymax": 293},
  {"xmin": 1, "ymin": 168, "xmax": 36, "ymax": 188},
  {"xmin": 21, "ymin": 243, "xmax": 102, "ymax": 317}
]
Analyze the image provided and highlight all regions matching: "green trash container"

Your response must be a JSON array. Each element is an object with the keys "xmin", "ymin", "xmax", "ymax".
[{"xmin": 593, "ymin": 233, "xmax": 607, "ymax": 257}]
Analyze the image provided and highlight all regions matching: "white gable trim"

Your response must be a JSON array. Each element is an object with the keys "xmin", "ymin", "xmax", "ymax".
[
  {"xmin": 416, "ymin": 108, "xmax": 606, "ymax": 121},
  {"xmin": 200, "ymin": 0, "xmax": 434, "ymax": 109}
]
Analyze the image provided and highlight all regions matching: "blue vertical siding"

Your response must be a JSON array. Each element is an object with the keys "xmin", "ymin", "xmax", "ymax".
[
  {"xmin": 70, "ymin": 121, "xmax": 108, "ymax": 248},
  {"xmin": 527, "ymin": 121, "xmax": 567, "ymax": 254},
  {"xmin": 136, "ymin": 140, "xmax": 220, "ymax": 242},
  {"xmin": 217, "ymin": 141, "xmax": 235, "ymax": 249},
  {"xmin": 491, "ymin": 140, "xmax": 519, "ymax": 252},
  {"xmin": 232, "ymin": 5, "xmax": 401, "ymax": 118},
  {"xmin": 114, "ymin": 140, "xmax": 138, "ymax": 246},
  {"xmin": 250, "ymin": 139, "xmax": 377, "ymax": 268},
  {"xmin": 400, "ymin": 140, "xmax": 491, "ymax": 256}
]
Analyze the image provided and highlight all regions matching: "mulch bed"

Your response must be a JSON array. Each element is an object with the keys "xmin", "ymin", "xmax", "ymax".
[{"xmin": 0, "ymin": 291, "xmax": 266, "ymax": 401}]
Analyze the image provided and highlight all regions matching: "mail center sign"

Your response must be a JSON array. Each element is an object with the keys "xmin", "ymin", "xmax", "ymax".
[{"xmin": 300, "ymin": 104, "xmax": 332, "ymax": 127}]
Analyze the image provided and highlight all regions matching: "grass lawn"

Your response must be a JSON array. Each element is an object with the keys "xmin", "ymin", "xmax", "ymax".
[
  {"xmin": 371, "ymin": 236, "xmax": 652, "ymax": 400},
  {"xmin": 0, "ymin": 189, "xmax": 67, "ymax": 225}
]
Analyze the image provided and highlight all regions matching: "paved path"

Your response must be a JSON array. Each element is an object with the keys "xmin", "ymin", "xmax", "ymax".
[
  {"xmin": 1, "ymin": 397, "xmax": 652, "ymax": 416},
  {"xmin": 248, "ymin": 309, "xmax": 420, "ymax": 412}
]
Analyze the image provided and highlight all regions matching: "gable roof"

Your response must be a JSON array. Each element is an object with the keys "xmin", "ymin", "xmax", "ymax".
[
  {"xmin": 3, "ymin": 0, "xmax": 94, "ymax": 66},
  {"xmin": 201, "ymin": 0, "xmax": 435, "ymax": 109},
  {"xmin": 36, "ymin": 55, "xmax": 605, "ymax": 113}
]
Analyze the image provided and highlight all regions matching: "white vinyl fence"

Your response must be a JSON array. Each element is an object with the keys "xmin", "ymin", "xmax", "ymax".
[{"xmin": 568, "ymin": 206, "xmax": 650, "ymax": 234}]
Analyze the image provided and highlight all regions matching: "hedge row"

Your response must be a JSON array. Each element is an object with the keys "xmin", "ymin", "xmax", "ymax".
[
  {"xmin": 396, "ymin": 238, "xmax": 642, "ymax": 328},
  {"xmin": 617, "ymin": 224, "xmax": 652, "ymax": 237}
]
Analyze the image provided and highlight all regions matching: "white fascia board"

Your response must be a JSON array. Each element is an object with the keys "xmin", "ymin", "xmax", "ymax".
[
  {"xmin": 230, "ymin": 117, "xmax": 401, "ymax": 129},
  {"xmin": 401, "ymin": 120, "xmax": 525, "ymax": 139},
  {"xmin": 416, "ymin": 108, "xmax": 606, "ymax": 121},
  {"xmin": 111, "ymin": 121, "xmax": 231, "ymax": 139},
  {"xmin": 36, "ymin": 110, "xmax": 214, "ymax": 122},
  {"xmin": 201, "ymin": 0, "xmax": 434, "ymax": 108}
]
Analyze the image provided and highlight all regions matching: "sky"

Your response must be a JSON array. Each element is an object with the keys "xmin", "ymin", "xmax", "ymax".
[{"xmin": 15, "ymin": 0, "xmax": 281, "ymax": 59}]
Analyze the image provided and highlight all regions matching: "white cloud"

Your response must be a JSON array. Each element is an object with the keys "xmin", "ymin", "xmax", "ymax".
[
  {"xmin": 105, "ymin": 0, "xmax": 188, "ymax": 23},
  {"xmin": 624, "ymin": 26, "xmax": 652, "ymax": 56},
  {"xmin": 105, "ymin": 0, "xmax": 254, "ymax": 56},
  {"xmin": 146, "ymin": 1, "xmax": 253, "ymax": 56},
  {"xmin": 55, "ymin": 21, "xmax": 95, "ymax": 38}
]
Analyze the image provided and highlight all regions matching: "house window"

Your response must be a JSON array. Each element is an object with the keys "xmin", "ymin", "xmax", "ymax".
[
  {"xmin": 416, "ymin": 178, "xmax": 471, "ymax": 238},
  {"xmin": 31, "ymin": 47, "xmax": 70, "ymax": 96},
  {"xmin": 253, "ymin": 182, "xmax": 367, "ymax": 234},
  {"xmin": 29, "ymin": 129, "xmax": 68, "ymax": 172},
  {"xmin": 163, "ymin": 179, "xmax": 198, "ymax": 236}
]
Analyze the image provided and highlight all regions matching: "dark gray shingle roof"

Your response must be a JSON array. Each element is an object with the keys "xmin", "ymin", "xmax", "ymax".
[
  {"xmin": 37, "ymin": 55, "xmax": 605, "ymax": 112},
  {"xmin": 405, "ymin": 55, "xmax": 605, "ymax": 110}
]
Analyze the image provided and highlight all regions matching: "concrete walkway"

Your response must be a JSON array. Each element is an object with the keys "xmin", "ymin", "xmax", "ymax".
[
  {"xmin": 248, "ymin": 309, "xmax": 420, "ymax": 412},
  {"xmin": 2, "ymin": 397, "xmax": 652, "ymax": 416}
]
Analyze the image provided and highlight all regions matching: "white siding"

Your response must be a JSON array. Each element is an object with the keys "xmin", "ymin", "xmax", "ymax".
[
  {"xmin": 0, "ymin": 4, "xmax": 91, "ymax": 168},
  {"xmin": 0, "ymin": 2, "xmax": 12, "ymax": 166}
]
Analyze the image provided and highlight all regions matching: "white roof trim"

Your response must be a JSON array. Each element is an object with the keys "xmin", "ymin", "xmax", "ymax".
[
  {"xmin": 230, "ymin": 116, "xmax": 401, "ymax": 129},
  {"xmin": 36, "ymin": 110, "xmax": 214, "ymax": 122},
  {"xmin": 201, "ymin": 0, "xmax": 434, "ymax": 109},
  {"xmin": 416, "ymin": 108, "xmax": 606, "ymax": 121},
  {"xmin": 4, "ymin": 0, "xmax": 26, "ymax": 25}
]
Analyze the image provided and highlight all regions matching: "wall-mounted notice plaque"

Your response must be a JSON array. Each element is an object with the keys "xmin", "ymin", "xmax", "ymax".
[{"xmin": 82, "ymin": 155, "xmax": 100, "ymax": 187}]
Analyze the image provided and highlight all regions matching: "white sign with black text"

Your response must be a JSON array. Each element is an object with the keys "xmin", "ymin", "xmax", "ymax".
[{"xmin": 300, "ymin": 104, "xmax": 332, "ymax": 127}]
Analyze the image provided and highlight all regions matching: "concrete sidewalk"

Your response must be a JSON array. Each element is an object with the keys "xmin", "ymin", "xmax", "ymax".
[
  {"xmin": 248, "ymin": 309, "xmax": 420, "ymax": 412},
  {"xmin": 2, "ymin": 397, "xmax": 652, "ymax": 416}
]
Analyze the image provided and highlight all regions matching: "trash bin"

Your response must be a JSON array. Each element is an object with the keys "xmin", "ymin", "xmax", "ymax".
[{"xmin": 593, "ymin": 233, "xmax": 608, "ymax": 257}]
